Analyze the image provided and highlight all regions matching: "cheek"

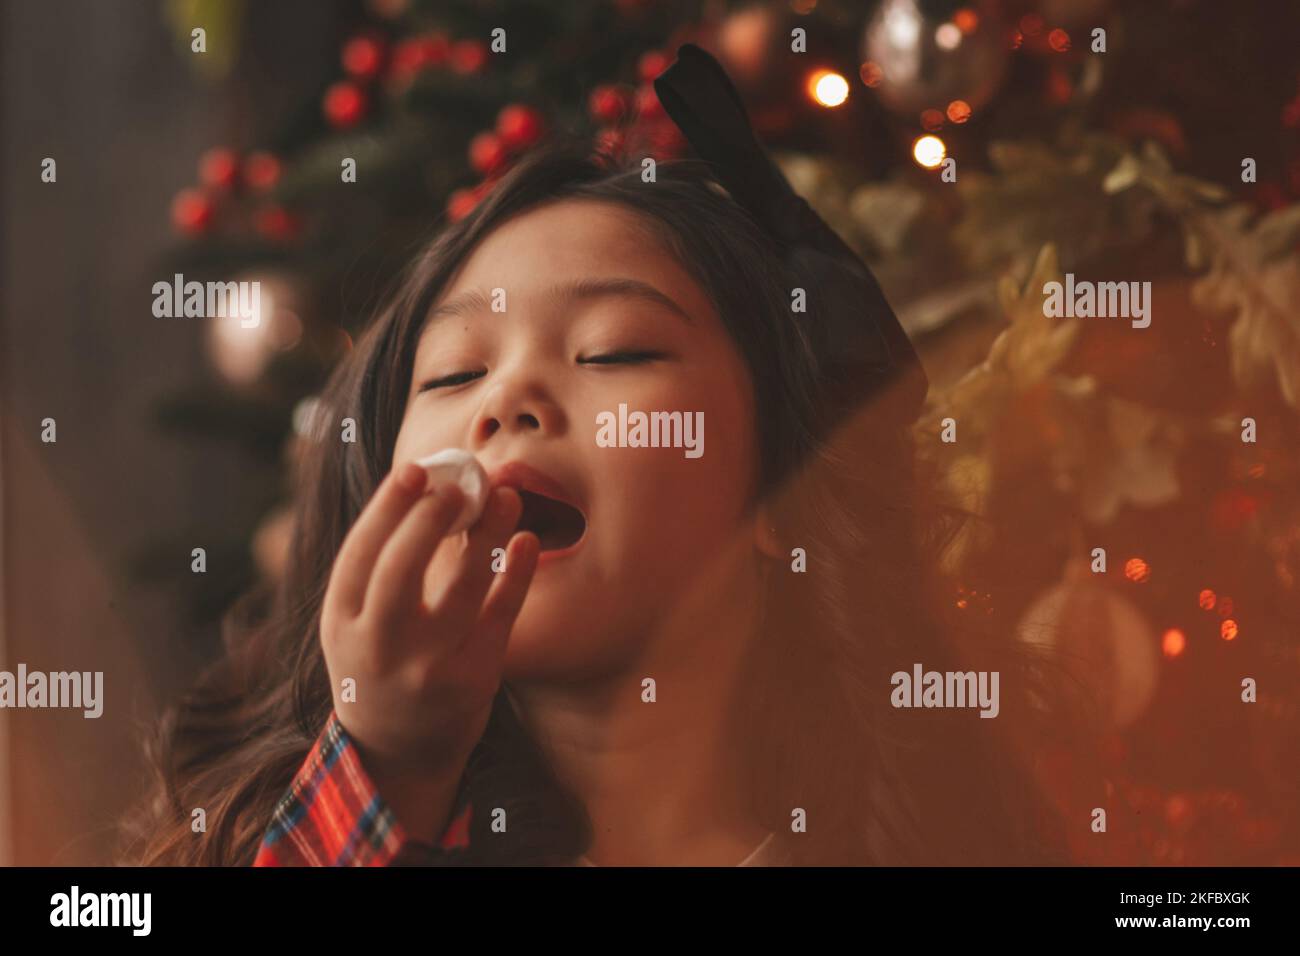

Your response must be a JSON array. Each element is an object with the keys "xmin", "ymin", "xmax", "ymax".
[
  {"xmin": 590, "ymin": 370, "xmax": 756, "ymax": 548},
  {"xmin": 392, "ymin": 402, "xmax": 456, "ymax": 467}
]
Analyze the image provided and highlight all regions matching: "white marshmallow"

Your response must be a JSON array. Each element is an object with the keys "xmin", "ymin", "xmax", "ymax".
[{"xmin": 413, "ymin": 448, "xmax": 489, "ymax": 533}]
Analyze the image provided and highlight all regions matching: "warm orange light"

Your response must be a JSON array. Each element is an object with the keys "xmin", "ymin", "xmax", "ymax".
[
  {"xmin": 1221, "ymin": 619, "xmax": 1239, "ymax": 641},
  {"xmin": 913, "ymin": 135, "xmax": 946, "ymax": 168},
  {"xmin": 1198, "ymin": 589, "xmax": 1216, "ymax": 611},
  {"xmin": 1218, "ymin": 596, "xmax": 1235, "ymax": 617},
  {"xmin": 1048, "ymin": 28, "xmax": 1071, "ymax": 52},
  {"xmin": 809, "ymin": 70, "xmax": 849, "ymax": 107},
  {"xmin": 1124, "ymin": 558, "xmax": 1150, "ymax": 583},
  {"xmin": 947, "ymin": 99, "xmax": 972, "ymax": 123},
  {"xmin": 920, "ymin": 108, "xmax": 945, "ymax": 131},
  {"xmin": 1162, "ymin": 629, "xmax": 1186, "ymax": 658},
  {"xmin": 953, "ymin": 9, "xmax": 979, "ymax": 34}
]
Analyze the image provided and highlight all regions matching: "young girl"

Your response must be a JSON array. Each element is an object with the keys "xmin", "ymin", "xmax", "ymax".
[{"xmin": 120, "ymin": 129, "xmax": 1073, "ymax": 868}]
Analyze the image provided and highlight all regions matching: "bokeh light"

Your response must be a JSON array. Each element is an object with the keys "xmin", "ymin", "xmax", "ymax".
[
  {"xmin": 1124, "ymin": 557, "xmax": 1150, "ymax": 583},
  {"xmin": 947, "ymin": 99, "xmax": 972, "ymax": 123},
  {"xmin": 912, "ymin": 134, "xmax": 946, "ymax": 167},
  {"xmin": 935, "ymin": 22, "xmax": 962, "ymax": 50},
  {"xmin": 953, "ymin": 8, "xmax": 979, "ymax": 34},
  {"xmin": 809, "ymin": 70, "xmax": 849, "ymax": 107}
]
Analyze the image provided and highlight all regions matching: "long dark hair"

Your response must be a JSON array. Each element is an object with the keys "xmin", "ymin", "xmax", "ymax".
[{"xmin": 120, "ymin": 138, "xmax": 1076, "ymax": 866}]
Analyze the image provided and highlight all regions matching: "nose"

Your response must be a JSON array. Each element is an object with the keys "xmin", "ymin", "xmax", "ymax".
[{"xmin": 468, "ymin": 364, "xmax": 565, "ymax": 448}]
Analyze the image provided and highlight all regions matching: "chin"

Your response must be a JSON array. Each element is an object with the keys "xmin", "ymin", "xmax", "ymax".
[
  {"xmin": 499, "ymin": 595, "xmax": 584, "ymax": 677},
  {"xmin": 501, "ymin": 607, "xmax": 640, "ymax": 683}
]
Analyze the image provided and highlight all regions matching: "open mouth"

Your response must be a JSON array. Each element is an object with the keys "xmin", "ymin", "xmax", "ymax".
[{"xmin": 516, "ymin": 489, "xmax": 587, "ymax": 552}]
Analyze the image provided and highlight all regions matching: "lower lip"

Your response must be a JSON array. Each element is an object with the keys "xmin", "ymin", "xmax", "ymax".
[{"xmin": 535, "ymin": 530, "xmax": 586, "ymax": 566}]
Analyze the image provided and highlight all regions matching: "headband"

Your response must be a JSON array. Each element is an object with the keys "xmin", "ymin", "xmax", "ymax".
[{"xmin": 653, "ymin": 43, "xmax": 929, "ymax": 428}]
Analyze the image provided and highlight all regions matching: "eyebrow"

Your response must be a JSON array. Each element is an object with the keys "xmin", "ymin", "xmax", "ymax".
[{"xmin": 423, "ymin": 276, "xmax": 696, "ymax": 330}]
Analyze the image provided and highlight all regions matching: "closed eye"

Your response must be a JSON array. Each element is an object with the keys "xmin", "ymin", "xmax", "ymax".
[
  {"xmin": 418, "ymin": 369, "xmax": 485, "ymax": 392},
  {"xmin": 579, "ymin": 350, "xmax": 665, "ymax": 365},
  {"xmin": 418, "ymin": 350, "xmax": 665, "ymax": 393}
]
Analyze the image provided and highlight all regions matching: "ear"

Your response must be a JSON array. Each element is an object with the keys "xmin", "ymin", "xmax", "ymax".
[{"xmin": 751, "ymin": 500, "xmax": 784, "ymax": 561}]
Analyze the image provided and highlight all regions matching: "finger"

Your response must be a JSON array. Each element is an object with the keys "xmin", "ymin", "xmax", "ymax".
[
  {"xmin": 435, "ymin": 486, "xmax": 524, "ymax": 627},
  {"xmin": 364, "ymin": 481, "xmax": 466, "ymax": 630},
  {"xmin": 465, "ymin": 530, "xmax": 540, "ymax": 664},
  {"xmin": 327, "ymin": 462, "xmax": 429, "ymax": 618}
]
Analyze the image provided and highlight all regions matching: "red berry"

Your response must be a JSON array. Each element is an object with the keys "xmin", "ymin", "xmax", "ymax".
[
  {"xmin": 242, "ymin": 151, "xmax": 281, "ymax": 191},
  {"xmin": 386, "ymin": 39, "xmax": 428, "ymax": 93},
  {"xmin": 496, "ymin": 104, "xmax": 546, "ymax": 150},
  {"xmin": 637, "ymin": 50, "xmax": 670, "ymax": 83},
  {"xmin": 635, "ymin": 84, "xmax": 664, "ymax": 119},
  {"xmin": 323, "ymin": 81, "xmax": 367, "ymax": 128},
  {"xmin": 588, "ymin": 85, "xmax": 631, "ymax": 124},
  {"xmin": 469, "ymin": 131, "xmax": 509, "ymax": 175},
  {"xmin": 342, "ymin": 35, "xmax": 385, "ymax": 79},
  {"xmin": 198, "ymin": 148, "xmax": 239, "ymax": 189},
  {"xmin": 450, "ymin": 40, "xmax": 487, "ymax": 74},
  {"xmin": 390, "ymin": 38, "xmax": 425, "ymax": 75},
  {"xmin": 419, "ymin": 32, "xmax": 450, "ymax": 67},
  {"xmin": 392, "ymin": 32, "xmax": 449, "ymax": 77},
  {"xmin": 171, "ymin": 188, "xmax": 215, "ymax": 235},
  {"xmin": 255, "ymin": 205, "xmax": 301, "ymax": 241},
  {"xmin": 447, "ymin": 187, "xmax": 479, "ymax": 221}
]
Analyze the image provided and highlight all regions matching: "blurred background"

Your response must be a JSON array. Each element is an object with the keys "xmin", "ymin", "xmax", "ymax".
[{"xmin": 1, "ymin": 0, "xmax": 1297, "ymax": 865}]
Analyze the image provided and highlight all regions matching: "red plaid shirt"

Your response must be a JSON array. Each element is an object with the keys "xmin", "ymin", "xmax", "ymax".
[{"xmin": 253, "ymin": 709, "xmax": 473, "ymax": 866}]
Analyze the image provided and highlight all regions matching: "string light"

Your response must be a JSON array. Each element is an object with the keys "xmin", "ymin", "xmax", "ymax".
[
  {"xmin": 935, "ymin": 22, "xmax": 961, "ymax": 50},
  {"xmin": 1221, "ymin": 620, "xmax": 1239, "ymax": 641},
  {"xmin": 1198, "ymin": 588, "xmax": 1216, "ymax": 610},
  {"xmin": 1162, "ymin": 629, "xmax": 1186, "ymax": 658},
  {"xmin": 912, "ymin": 134, "xmax": 946, "ymax": 168},
  {"xmin": 809, "ymin": 70, "xmax": 849, "ymax": 107},
  {"xmin": 947, "ymin": 99, "xmax": 972, "ymax": 123},
  {"xmin": 1124, "ymin": 557, "xmax": 1150, "ymax": 583}
]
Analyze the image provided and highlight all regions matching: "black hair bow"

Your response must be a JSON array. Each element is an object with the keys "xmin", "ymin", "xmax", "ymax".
[{"xmin": 654, "ymin": 43, "xmax": 929, "ymax": 428}]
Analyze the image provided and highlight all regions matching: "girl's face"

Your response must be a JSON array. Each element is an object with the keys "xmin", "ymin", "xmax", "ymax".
[{"xmin": 392, "ymin": 198, "xmax": 774, "ymax": 679}]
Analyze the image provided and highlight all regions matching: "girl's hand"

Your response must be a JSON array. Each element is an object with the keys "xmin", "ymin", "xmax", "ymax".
[{"xmin": 320, "ymin": 461, "xmax": 540, "ymax": 783}]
